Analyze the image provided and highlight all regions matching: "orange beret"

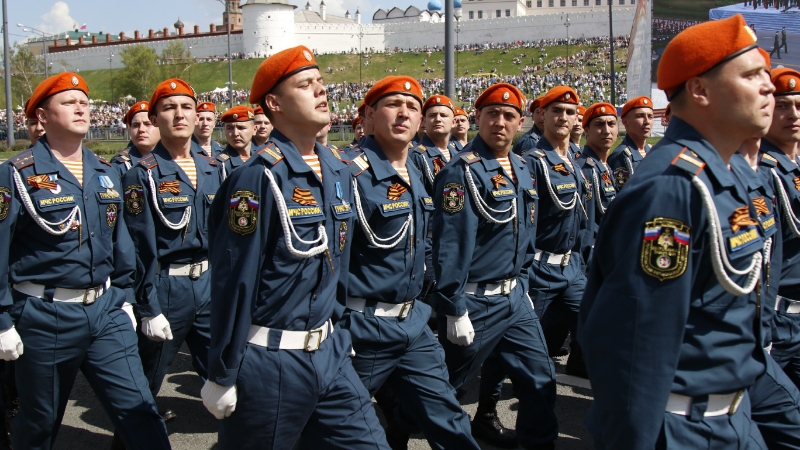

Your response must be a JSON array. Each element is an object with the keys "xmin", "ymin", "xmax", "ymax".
[
  {"xmin": 358, "ymin": 101, "xmax": 366, "ymax": 117},
  {"xmin": 771, "ymin": 68, "xmax": 800, "ymax": 96},
  {"xmin": 364, "ymin": 76, "xmax": 423, "ymax": 107},
  {"xmin": 620, "ymin": 96, "xmax": 653, "ymax": 118},
  {"xmin": 149, "ymin": 78, "xmax": 196, "ymax": 112},
  {"xmin": 249, "ymin": 45, "xmax": 318, "ymax": 105},
  {"xmin": 26, "ymin": 72, "xmax": 88, "ymax": 120},
  {"xmin": 657, "ymin": 14, "xmax": 759, "ymax": 98},
  {"xmin": 577, "ymin": 105, "xmax": 586, "ymax": 116},
  {"xmin": 253, "ymin": 106, "xmax": 265, "ymax": 116},
  {"xmin": 197, "ymin": 102, "xmax": 216, "ymax": 113},
  {"xmin": 423, "ymin": 95, "xmax": 455, "ymax": 115},
  {"xmin": 759, "ymin": 48, "xmax": 771, "ymax": 72},
  {"xmin": 539, "ymin": 86, "xmax": 579, "ymax": 110},
  {"xmin": 125, "ymin": 101, "xmax": 149, "ymax": 126},
  {"xmin": 352, "ymin": 116, "xmax": 362, "ymax": 128},
  {"xmin": 454, "ymin": 107, "xmax": 467, "ymax": 117},
  {"xmin": 528, "ymin": 97, "xmax": 542, "ymax": 113},
  {"xmin": 474, "ymin": 83, "xmax": 525, "ymax": 112},
  {"xmin": 582, "ymin": 102, "xmax": 617, "ymax": 129},
  {"xmin": 221, "ymin": 106, "xmax": 255, "ymax": 122}
]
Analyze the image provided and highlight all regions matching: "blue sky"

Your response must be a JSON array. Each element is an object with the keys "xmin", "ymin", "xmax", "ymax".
[{"xmin": 5, "ymin": 0, "xmax": 435, "ymax": 45}]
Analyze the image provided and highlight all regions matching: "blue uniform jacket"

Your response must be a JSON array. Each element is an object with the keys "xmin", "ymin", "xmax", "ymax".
[
  {"xmin": 759, "ymin": 139, "xmax": 800, "ymax": 300},
  {"xmin": 730, "ymin": 153, "xmax": 781, "ymax": 349},
  {"xmin": 523, "ymin": 136, "xmax": 587, "ymax": 255},
  {"xmin": 450, "ymin": 136, "xmax": 465, "ymax": 152},
  {"xmin": 110, "ymin": 140, "xmax": 145, "ymax": 179},
  {"xmin": 216, "ymin": 144, "xmax": 249, "ymax": 181},
  {"xmin": 578, "ymin": 117, "xmax": 767, "ymax": 448},
  {"xmin": 192, "ymin": 135, "xmax": 224, "ymax": 157},
  {"xmin": 409, "ymin": 134, "xmax": 459, "ymax": 196},
  {"xmin": 574, "ymin": 146, "xmax": 616, "ymax": 268},
  {"xmin": 608, "ymin": 134, "xmax": 651, "ymax": 190},
  {"xmin": 431, "ymin": 134, "xmax": 537, "ymax": 317},
  {"xmin": 206, "ymin": 130, "xmax": 355, "ymax": 387},
  {"xmin": 122, "ymin": 141, "xmax": 221, "ymax": 317},
  {"xmin": 347, "ymin": 137, "xmax": 430, "ymax": 304},
  {"xmin": 512, "ymin": 124, "xmax": 542, "ymax": 156},
  {"xmin": 0, "ymin": 137, "xmax": 137, "ymax": 329}
]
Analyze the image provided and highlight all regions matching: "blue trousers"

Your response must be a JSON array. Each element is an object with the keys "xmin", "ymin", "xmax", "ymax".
[
  {"xmin": 218, "ymin": 329, "xmax": 389, "ymax": 450},
  {"xmin": 138, "ymin": 269, "xmax": 211, "ymax": 397},
  {"xmin": 343, "ymin": 301, "xmax": 478, "ymax": 450},
  {"xmin": 529, "ymin": 255, "xmax": 587, "ymax": 354},
  {"xmin": 10, "ymin": 287, "xmax": 169, "ymax": 450},
  {"xmin": 751, "ymin": 349, "xmax": 800, "ymax": 449},
  {"xmin": 772, "ymin": 309, "xmax": 800, "ymax": 390},
  {"xmin": 438, "ymin": 285, "xmax": 558, "ymax": 447}
]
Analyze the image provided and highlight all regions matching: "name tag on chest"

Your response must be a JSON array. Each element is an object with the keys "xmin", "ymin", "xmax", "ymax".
[{"xmin": 729, "ymin": 228, "xmax": 762, "ymax": 253}]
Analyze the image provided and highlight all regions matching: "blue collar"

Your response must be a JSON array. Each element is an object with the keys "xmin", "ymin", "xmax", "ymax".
[{"xmin": 664, "ymin": 117, "xmax": 736, "ymax": 188}]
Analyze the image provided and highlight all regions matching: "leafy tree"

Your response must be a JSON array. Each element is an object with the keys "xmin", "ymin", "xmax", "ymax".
[
  {"xmin": 10, "ymin": 43, "xmax": 43, "ymax": 100},
  {"xmin": 160, "ymin": 41, "xmax": 193, "ymax": 80},
  {"xmin": 115, "ymin": 45, "xmax": 159, "ymax": 101}
]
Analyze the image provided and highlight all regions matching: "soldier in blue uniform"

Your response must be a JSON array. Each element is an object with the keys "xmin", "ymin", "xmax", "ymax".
[
  {"xmin": 607, "ymin": 96, "xmax": 654, "ymax": 190},
  {"xmin": 193, "ymin": 102, "xmax": 224, "ymax": 156},
  {"xmin": 578, "ymin": 15, "xmax": 776, "ymax": 448},
  {"xmin": 432, "ymin": 83, "xmax": 558, "ymax": 450},
  {"xmin": 217, "ymin": 105, "xmax": 256, "ymax": 181},
  {"xmin": 122, "ymin": 78, "xmax": 220, "ymax": 424},
  {"xmin": 252, "ymin": 106, "xmax": 272, "ymax": 149},
  {"xmin": 344, "ymin": 103, "xmax": 369, "ymax": 157},
  {"xmin": 110, "ymin": 101, "xmax": 160, "ymax": 178},
  {"xmin": 523, "ymin": 85, "xmax": 589, "ymax": 377},
  {"xmin": 202, "ymin": 45, "xmax": 388, "ymax": 449},
  {"xmin": 409, "ymin": 95, "xmax": 459, "ymax": 195},
  {"xmin": 0, "ymin": 72, "xmax": 170, "ymax": 450},
  {"xmin": 574, "ymin": 102, "xmax": 618, "ymax": 270},
  {"xmin": 512, "ymin": 97, "xmax": 543, "ymax": 155},
  {"xmin": 451, "ymin": 107, "xmax": 470, "ymax": 152},
  {"xmin": 340, "ymin": 76, "xmax": 478, "ymax": 450},
  {"xmin": 759, "ymin": 67, "xmax": 800, "ymax": 389}
]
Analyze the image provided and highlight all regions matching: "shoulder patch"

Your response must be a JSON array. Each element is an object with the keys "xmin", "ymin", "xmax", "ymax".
[
  {"xmin": 586, "ymin": 158, "xmax": 596, "ymax": 167},
  {"xmin": 138, "ymin": 154, "xmax": 158, "ymax": 170},
  {"xmin": 459, "ymin": 151, "xmax": 481, "ymax": 165},
  {"xmin": 203, "ymin": 154, "xmax": 218, "ymax": 167},
  {"xmin": 442, "ymin": 182, "xmax": 465, "ymax": 213},
  {"xmin": 413, "ymin": 145, "xmax": 429, "ymax": 155},
  {"xmin": 96, "ymin": 155, "xmax": 112, "ymax": 167},
  {"xmin": 760, "ymin": 153, "xmax": 778, "ymax": 167},
  {"xmin": 526, "ymin": 149, "xmax": 546, "ymax": 159},
  {"xmin": 349, "ymin": 154, "xmax": 370, "ymax": 177},
  {"xmin": 9, "ymin": 150, "xmax": 34, "ymax": 170},
  {"xmin": 257, "ymin": 142, "xmax": 284, "ymax": 166},
  {"xmin": 510, "ymin": 152, "xmax": 526, "ymax": 165},
  {"xmin": 329, "ymin": 146, "xmax": 342, "ymax": 160},
  {"xmin": 216, "ymin": 154, "xmax": 231, "ymax": 162},
  {"xmin": 670, "ymin": 147, "xmax": 706, "ymax": 176},
  {"xmin": 641, "ymin": 217, "xmax": 691, "ymax": 281},
  {"xmin": 112, "ymin": 152, "xmax": 131, "ymax": 163}
]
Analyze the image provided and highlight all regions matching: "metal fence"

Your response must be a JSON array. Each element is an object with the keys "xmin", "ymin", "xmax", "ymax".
[{"xmin": 83, "ymin": 125, "xmax": 357, "ymax": 143}]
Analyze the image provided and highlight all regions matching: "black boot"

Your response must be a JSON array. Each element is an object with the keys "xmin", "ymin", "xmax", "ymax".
[
  {"xmin": 3, "ymin": 370, "xmax": 18, "ymax": 450},
  {"xmin": 109, "ymin": 432, "xmax": 125, "ymax": 450},
  {"xmin": 470, "ymin": 394, "xmax": 518, "ymax": 449},
  {"xmin": 565, "ymin": 340, "xmax": 588, "ymax": 379},
  {"xmin": 161, "ymin": 409, "xmax": 177, "ymax": 422},
  {"xmin": 384, "ymin": 418, "xmax": 410, "ymax": 450}
]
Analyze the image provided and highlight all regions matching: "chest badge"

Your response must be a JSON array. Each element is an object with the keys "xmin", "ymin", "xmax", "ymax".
[
  {"xmin": 0, "ymin": 187, "xmax": 10, "ymax": 221},
  {"xmin": 27, "ymin": 174, "xmax": 58, "ymax": 191},
  {"xmin": 641, "ymin": 218, "xmax": 691, "ymax": 281},
  {"xmin": 229, "ymin": 190, "xmax": 259, "ymax": 235},
  {"xmin": 339, "ymin": 221, "xmax": 348, "ymax": 251},
  {"xmin": 491, "ymin": 174, "xmax": 507, "ymax": 190},
  {"xmin": 158, "ymin": 181, "xmax": 181, "ymax": 194},
  {"xmin": 388, "ymin": 183, "xmax": 407, "ymax": 201},
  {"xmin": 728, "ymin": 206, "xmax": 760, "ymax": 233},
  {"xmin": 292, "ymin": 186, "xmax": 317, "ymax": 206},
  {"xmin": 106, "ymin": 204, "xmax": 118, "ymax": 228},
  {"xmin": 552, "ymin": 163, "xmax": 570, "ymax": 175}
]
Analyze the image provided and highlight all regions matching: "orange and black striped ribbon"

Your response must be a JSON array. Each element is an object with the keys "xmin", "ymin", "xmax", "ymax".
[
  {"xmin": 601, "ymin": 172, "xmax": 613, "ymax": 186},
  {"xmin": 491, "ymin": 174, "xmax": 508, "ymax": 190},
  {"xmin": 26, "ymin": 174, "xmax": 57, "ymax": 190},
  {"xmin": 292, "ymin": 186, "xmax": 318, "ymax": 206},
  {"xmin": 752, "ymin": 197, "xmax": 770, "ymax": 216},
  {"xmin": 387, "ymin": 183, "xmax": 407, "ymax": 201},
  {"xmin": 158, "ymin": 181, "xmax": 182, "ymax": 194},
  {"xmin": 793, "ymin": 176, "xmax": 800, "ymax": 192},
  {"xmin": 552, "ymin": 163, "xmax": 570, "ymax": 175},
  {"xmin": 433, "ymin": 157, "xmax": 446, "ymax": 175},
  {"xmin": 729, "ymin": 206, "xmax": 760, "ymax": 233}
]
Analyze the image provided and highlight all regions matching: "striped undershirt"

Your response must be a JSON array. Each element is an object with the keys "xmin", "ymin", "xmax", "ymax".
[
  {"xmin": 496, "ymin": 157, "xmax": 516, "ymax": 184},
  {"xmin": 395, "ymin": 166, "xmax": 411, "ymax": 184},
  {"xmin": 59, "ymin": 159, "xmax": 84, "ymax": 185},
  {"xmin": 440, "ymin": 146, "xmax": 451, "ymax": 162},
  {"xmin": 302, "ymin": 154, "xmax": 323, "ymax": 181},
  {"xmin": 560, "ymin": 155, "xmax": 574, "ymax": 172},
  {"xmin": 638, "ymin": 148, "xmax": 647, "ymax": 158},
  {"xmin": 174, "ymin": 158, "xmax": 198, "ymax": 189}
]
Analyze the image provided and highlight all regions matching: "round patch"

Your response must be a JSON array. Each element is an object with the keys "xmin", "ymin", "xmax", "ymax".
[
  {"xmin": 140, "ymin": 103, "xmax": 146, "ymax": 110},
  {"xmin": 238, "ymin": 217, "xmax": 248, "ymax": 227},
  {"xmin": 303, "ymin": 50, "xmax": 312, "ymax": 61},
  {"xmin": 656, "ymin": 255, "xmax": 672, "ymax": 269},
  {"xmin": 233, "ymin": 113, "xmax": 239, "ymax": 119},
  {"xmin": 436, "ymin": 97, "xmax": 441, "ymax": 103},
  {"xmin": 71, "ymin": 76, "xmax": 79, "ymax": 86},
  {"xmin": 790, "ymin": 78, "xmax": 797, "ymax": 90},
  {"xmin": 502, "ymin": 92, "xmax": 510, "ymax": 101},
  {"xmin": 201, "ymin": 104, "xmax": 207, "ymax": 109},
  {"xmin": 600, "ymin": 107, "xmax": 606, "ymax": 113},
  {"xmin": 565, "ymin": 93, "xmax": 571, "ymax": 100},
  {"xmin": 170, "ymin": 82, "xmax": 177, "ymax": 90},
  {"xmin": 404, "ymin": 82, "xmax": 411, "ymax": 90},
  {"xmin": 643, "ymin": 99, "xmax": 648, "ymax": 105}
]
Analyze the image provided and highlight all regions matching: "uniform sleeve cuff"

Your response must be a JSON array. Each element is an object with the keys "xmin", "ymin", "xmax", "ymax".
[
  {"xmin": 0, "ymin": 313, "xmax": 14, "ymax": 330},
  {"xmin": 433, "ymin": 293, "xmax": 467, "ymax": 317},
  {"xmin": 209, "ymin": 369, "xmax": 238, "ymax": 388}
]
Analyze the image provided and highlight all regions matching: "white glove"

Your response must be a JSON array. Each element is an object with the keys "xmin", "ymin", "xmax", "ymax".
[
  {"xmin": 201, "ymin": 380, "xmax": 237, "ymax": 419},
  {"xmin": 446, "ymin": 312, "xmax": 475, "ymax": 346},
  {"xmin": 121, "ymin": 303, "xmax": 137, "ymax": 330},
  {"xmin": 141, "ymin": 314, "xmax": 173, "ymax": 342},
  {"xmin": 0, "ymin": 327, "xmax": 23, "ymax": 361}
]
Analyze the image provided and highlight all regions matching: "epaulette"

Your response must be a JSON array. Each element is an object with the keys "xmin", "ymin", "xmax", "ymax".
[
  {"xmin": 257, "ymin": 142, "xmax": 284, "ymax": 166},
  {"xmin": 459, "ymin": 151, "xmax": 481, "ymax": 165},
  {"xmin": 138, "ymin": 153, "xmax": 158, "ymax": 170},
  {"xmin": 329, "ymin": 144, "xmax": 339, "ymax": 151},
  {"xmin": 670, "ymin": 147, "xmax": 706, "ymax": 176},
  {"xmin": 526, "ymin": 149, "xmax": 546, "ymax": 159},
  {"xmin": 510, "ymin": 152, "xmax": 526, "ymax": 165},
  {"xmin": 96, "ymin": 155, "xmax": 112, "ymax": 167},
  {"xmin": 413, "ymin": 145, "xmax": 428, "ymax": 155},
  {"xmin": 329, "ymin": 146, "xmax": 342, "ymax": 160},
  {"xmin": 349, "ymin": 154, "xmax": 370, "ymax": 177},
  {"xmin": 199, "ymin": 154, "xmax": 218, "ymax": 167},
  {"xmin": 112, "ymin": 152, "xmax": 131, "ymax": 163},
  {"xmin": 10, "ymin": 150, "xmax": 35, "ymax": 170},
  {"xmin": 216, "ymin": 153, "xmax": 231, "ymax": 163},
  {"xmin": 760, "ymin": 153, "xmax": 778, "ymax": 167},
  {"xmin": 585, "ymin": 158, "xmax": 595, "ymax": 167}
]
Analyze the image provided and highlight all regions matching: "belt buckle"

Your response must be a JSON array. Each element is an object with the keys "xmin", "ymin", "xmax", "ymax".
[
  {"xmin": 83, "ymin": 287, "xmax": 100, "ymax": 305},
  {"xmin": 560, "ymin": 253, "xmax": 571, "ymax": 267},
  {"xmin": 728, "ymin": 390, "xmax": 745, "ymax": 416},
  {"xmin": 189, "ymin": 263, "xmax": 203, "ymax": 280},
  {"xmin": 398, "ymin": 302, "xmax": 413, "ymax": 320},
  {"xmin": 304, "ymin": 329, "xmax": 323, "ymax": 352},
  {"xmin": 501, "ymin": 280, "xmax": 512, "ymax": 296}
]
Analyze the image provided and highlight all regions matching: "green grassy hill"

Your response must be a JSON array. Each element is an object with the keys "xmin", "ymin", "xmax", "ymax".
[{"xmin": 653, "ymin": 0, "xmax": 729, "ymax": 21}]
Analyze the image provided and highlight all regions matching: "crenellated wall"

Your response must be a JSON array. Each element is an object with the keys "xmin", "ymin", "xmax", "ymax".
[{"xmin": 294, "ymin": 23, "xmax": 385, "ymax": 54}]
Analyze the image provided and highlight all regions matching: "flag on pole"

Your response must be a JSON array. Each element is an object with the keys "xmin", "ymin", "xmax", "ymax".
[
  {"xmin": 72, "ymin": 22, "xmax": 77, "ymax": 29},
  {"xmin": 80, "ymin": 24, "xmax": 87, "ymax": 30}
]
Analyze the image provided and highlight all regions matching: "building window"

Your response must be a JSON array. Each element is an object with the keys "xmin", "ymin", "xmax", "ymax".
[
  {"xmin": 537, "ymin": 0, "xmax": 542, "ymax": 5},
  {"xmin": 478, "ymin": 10, "xmax": 483, "ymax": 18},
  {"xmin": 584, "ymin": 0, "xmax": 589, "ymax": 4},
  {"xmin": 505, "ymin": 9, "xmax": 510, "ymax": 16},
  {"xmin": 619, "ymin": 0, "xmax": 624, "ymax": 3},
  {"xmin": 526, "ymin": 0, "xmax": 532, "ymax": 6},
  {"xmin": 469, "ymin": 10, "xmax": 474, "ymax": 18},
  {"xmin": 549, "ymin": 0, "xmax": 554, "ymax": 6},
  {"xmin": 596, "ymin": 0, "xmax": 601, "ymax": 4},
  {"xmin": 496, "ymin": 9, "xmax": 501, "ymax": 17},
  {"xmin": 560, "ymin": 0, "xmax": 565, "ymax": 5},
  {"xmin": 572, "ymin": 0, "xmax": 577, "ymax": 5}
]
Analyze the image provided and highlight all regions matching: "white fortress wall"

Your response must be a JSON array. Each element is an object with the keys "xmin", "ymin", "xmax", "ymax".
[{"xmin": 294, "ymin": 23, "xmax": 385, "ymax": 55}]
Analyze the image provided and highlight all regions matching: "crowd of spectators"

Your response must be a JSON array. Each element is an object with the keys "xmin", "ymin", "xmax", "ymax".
[{"xmin": 652, "ymin": 18, "xmax": 700, "ymax": 40}]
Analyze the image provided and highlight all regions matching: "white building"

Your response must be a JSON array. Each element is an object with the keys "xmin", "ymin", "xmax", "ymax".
[{"xmin": 40, "ymin": 0, "xmax": 634, "ymax": 72}]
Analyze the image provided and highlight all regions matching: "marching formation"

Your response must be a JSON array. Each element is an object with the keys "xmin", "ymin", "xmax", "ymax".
[{"xmin": 0, "ymin": 13, "xmax": 800, "ymax": 450}]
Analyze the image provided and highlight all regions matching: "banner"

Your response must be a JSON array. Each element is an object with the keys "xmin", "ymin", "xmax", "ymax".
[{"xmin": 626, "ymin": 0, "xmax": 651, "ymax": 99}]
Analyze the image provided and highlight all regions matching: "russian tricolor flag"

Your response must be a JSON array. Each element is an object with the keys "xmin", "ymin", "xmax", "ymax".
[
  {"xmin": 673, "ymin": 229, "xmax": 690, "ymax": 245},
  {"xmin": 643, "ymin": 226, "xmax": 661, "ymax": 241}
]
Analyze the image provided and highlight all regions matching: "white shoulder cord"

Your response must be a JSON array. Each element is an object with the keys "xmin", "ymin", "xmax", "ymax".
[
  {"xmin": 538, "ymin": 157, "xmax": 577, "ymax": 210},
  {"xmin": 352, "ymin": 177, "xmax": 412, "ymax": 249},
  {"xmin": 591, "ymin": 168, "xmax": 607, "ymax": 215},
  {"xmin": 147, "ymin": 169, "xmax": 192, "ymax": 230},
  {"xmin": 221, "ymin": 163, "xmax": 228, "ymax": 181},
  {"xmin": 263, "ymin": 167, "xmax": 329, "ymax": 258},
  {"xmin": 422, "ymin": 156, "xmax": 435, "ymax": 185},
  {"xmin": 764, "ymin": 237, "xmax": 772, "ymax": 269},
  {"xmin": 124, "ymin": 161, "xmax": 131, "ymax": 170},
  {"xmin": 12, "ymin": 167, "xmax": 81, "ymax": 235},
  {"xmin": 464, "ymin": 166, "xmax": 516, "ymax": 224},
  {"xmin": 625, "ymin": 154, "xmax": 635, "ymax": 176},
  {"xmin": 770, "ymin": 168, "xmax": 800, "ymax": 238},
  {"xmin": 690, "ymin": 176, "xmax": 762, "ymax": 296}
]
